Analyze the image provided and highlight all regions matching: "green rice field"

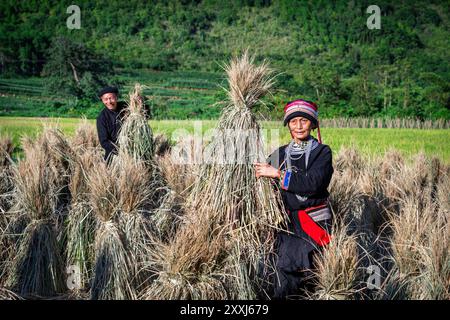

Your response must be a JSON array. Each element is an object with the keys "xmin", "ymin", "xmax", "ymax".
[{"xmin": 1, "ymin": 116, "xmax": 449, "ymax": 163}]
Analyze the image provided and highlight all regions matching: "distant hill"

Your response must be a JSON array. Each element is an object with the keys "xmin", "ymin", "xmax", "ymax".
[{"xmin": 0, "ymin": 0, "xmax": 449, "ymax": 119}]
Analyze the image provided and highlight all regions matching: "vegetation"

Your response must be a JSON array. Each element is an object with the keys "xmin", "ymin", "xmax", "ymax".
[
  {"xmin": 1, "ymin": 117, "xmax": 449, "ymax": 164},
  {"xmin": 0, "ymin": 123, "xmax": 449, "ymax": 300},
  {"xmin": 0, "ymin": 0, "xmax": 449, "ymax": 119}
]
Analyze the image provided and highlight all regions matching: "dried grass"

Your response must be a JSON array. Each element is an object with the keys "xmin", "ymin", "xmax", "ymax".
[
  {"xmin": 90, "ymin": 221, "xmax": 135, "ymax": 300},
  {"xmin": 5, "ymin": 219, "xmax": 65, "ymax": 297},
  {"xmin": 117, "ymin": 83, "xmax": 153, "ymax": 164},
  {"xmin": 3, "ymin": 128, "xmax": 71, "ymax": 297},
  {"xmin": 143, "ymin": 51, "xmax": 287, "ymax": 300},
  {"xmin": 311, "ymin": 222, "xmax": 360, "ymax": 300},
  {"xmin": 70, "ymin": 118, "xmax": 99, "ymax": 151}
]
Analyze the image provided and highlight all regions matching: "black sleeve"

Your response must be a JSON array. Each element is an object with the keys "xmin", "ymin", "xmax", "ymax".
[
  {"xmin": 144, "ymin": 101, "xmax": 151, "ymax": 119},
  {"xmin": 280, "ymin": 146, "xmax": 333, "ymax": 195},
  {"xmin": 266, "ymin": 146, "xmax": 284, "ymax": 168},
  {"xmin": 96, "ymin": 113, "xmax": 115, "ymax": 157}
]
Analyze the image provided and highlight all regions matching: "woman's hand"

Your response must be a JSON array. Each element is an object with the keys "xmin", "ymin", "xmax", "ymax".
[{"xmin": 254, "ymin": 163, "xmax": 281, "ymax": 179}]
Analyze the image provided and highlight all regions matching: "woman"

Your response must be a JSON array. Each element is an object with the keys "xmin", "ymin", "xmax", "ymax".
[{"xmin": 254, "ymin": 99, "xmax": 334, "ymax": 299}]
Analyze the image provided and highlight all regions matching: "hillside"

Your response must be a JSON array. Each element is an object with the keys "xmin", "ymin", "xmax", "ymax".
[{"xmin": 0, "ymin": 0, "xmax": 449, "ymax": 119}]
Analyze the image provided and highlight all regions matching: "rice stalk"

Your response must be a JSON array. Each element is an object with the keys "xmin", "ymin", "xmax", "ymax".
[
  {"xmin": 5, "ymin": 219, "xmax": 65, "ymax": 297},
  {"xmin": 310, "ymin": 221, "xmax": 360, "ymax": 300},
  {"xmin": 117, "ymin": 83, "xmax": 153, "ymax": 164},
  {"xmin": 90, "ymin": 220, "xmax": 135, "ymax": 300},
  {"xmin": 70, "ymin": 118, "xmax": 99, "ymax": 151},
  {"xmin": 144, "ymin": 51, "xmax": 287, "ymax": 300}
]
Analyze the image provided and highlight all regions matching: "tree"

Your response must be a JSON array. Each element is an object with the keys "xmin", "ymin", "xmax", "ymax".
[{"xmin": 41, "ymin": 37, "xmax": 113, "ymax": 100}]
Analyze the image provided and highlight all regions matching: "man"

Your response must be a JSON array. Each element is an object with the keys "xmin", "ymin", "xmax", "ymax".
[{"xmin": 96, "ymin": 86, "xmax": 127, "ymax": 162}]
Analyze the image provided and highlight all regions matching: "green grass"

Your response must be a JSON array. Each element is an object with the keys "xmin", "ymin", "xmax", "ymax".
[{"xmin": 1, "ymin": 116, "xmax": 449, "ymax": 164}]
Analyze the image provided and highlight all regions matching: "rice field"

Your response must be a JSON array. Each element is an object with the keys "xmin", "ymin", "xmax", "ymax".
[
  {"xmin": 1, "ymin": 117, "xmax": 449, "ymax": 164},
  {"xmin": 1, "ymin": 118, "xmax": 448, "ymax": 300},
  {"xmin": 0, "ymin": 54, "xmax": 449, "ymax": 300}
]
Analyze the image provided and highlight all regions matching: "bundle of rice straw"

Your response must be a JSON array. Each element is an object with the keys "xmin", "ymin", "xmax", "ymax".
[
  {"xmin": 65, "ymin": 139, "xmax": 103, "ymax": 293},
  {"xmin": 20, "ymin": 127, "xmax": 75, "ymax": 233},
  {"xmin": 88, "ymin": 87, "xmax": 169, "ymax": 298},
  {"xmin": 89, "ymin": 153, "xmax": 170, "ymax": 299},
  {"xmin": 117, "ymin": 83, "xmax": 154, "ymax": 164},
  {"xmin": 70, "ymin": 118, "xmax": 99, "ymax": 150},
  {"xmin": 87, "ymin": 159, "xmax": 135, "ymax": 300},
  {"xmin": 144, "ymin": 51, "xmax": 288, "ymax": 300},
  {"xmin": 117, "ymin": 84, "xmax": 175, "ymax": 239},
  {"xmin": 0, "ymin": 287, "xmax": 22, "ymax": 300},
  {"xmin": 0, "ymin": 136, "xmax": 14, "ymax": 241},
  {"xmin": 4, "ymin": 132, "xmax": 67, "ymax": 297}
]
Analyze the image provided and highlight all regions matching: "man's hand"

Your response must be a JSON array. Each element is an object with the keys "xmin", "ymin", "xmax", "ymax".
[{"xmin": 254, "ymin": 163, "xmax": 281, "ymax": 179}]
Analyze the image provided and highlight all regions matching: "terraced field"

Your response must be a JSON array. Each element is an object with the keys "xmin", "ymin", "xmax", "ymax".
[{"xmin": 0, "ymin": 70, "xmax": 227, "ymax": 119}]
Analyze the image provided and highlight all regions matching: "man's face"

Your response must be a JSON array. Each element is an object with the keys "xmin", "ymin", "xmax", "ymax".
[{"xmin": 101, "ymin": 93, "xmax": 118, "ymax": 110}]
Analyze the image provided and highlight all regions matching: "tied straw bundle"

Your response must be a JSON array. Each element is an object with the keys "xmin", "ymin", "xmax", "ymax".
[
  {"xmin": 4, "ymin": 128, "xmax": 72, "ymax": 297},
  {"xmin": 89, "ymin": 84, "xmax": 170, "ymax": 299},
  {"xmin": 144, "ymin": 51, "xmax": 288, "ymax": 300}
]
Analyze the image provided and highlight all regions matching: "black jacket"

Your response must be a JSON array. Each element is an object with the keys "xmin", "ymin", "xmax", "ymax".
[
  {"xmin": 267, "ymin": 139, "xmax": 334, "ymax": 211},
  {"xmin": 96, "ymin": 101, "xmax": 127, "ymax": 161}
]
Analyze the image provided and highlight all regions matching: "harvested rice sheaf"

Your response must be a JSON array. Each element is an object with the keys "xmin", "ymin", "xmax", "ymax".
[
  {"xmin": 88, "ymin": 117, "xmax": 168, "ymax": 299},
  {"xmin": 65, "ymin": 147, "xmax": 103, "ymax": 292},
  {"xmin": 70, "ymin": 118, "xmax": 100, "ymax": 151},
  {"xmin": 88, "ymin": 159, "xmax": 157, "ymax": 299},
  {"xmin": 5, "ymin": 219, "xmax": 65, "ymax": 297},
  {"xmin": 4, "ymin": 131, "xmax": 69, "ymax": 297},
  {"xmin": 117, "ymin": 83, "xmax": 154, "ymax": 164},
  {"xmin": 144, "ymin": 51, "xmax": 288, "ymax": 300}
]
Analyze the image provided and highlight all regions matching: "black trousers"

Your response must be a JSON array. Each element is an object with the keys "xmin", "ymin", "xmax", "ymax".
[{"xmin": 272, "ymin": 217, "xmax": 332, "ymax": 299}]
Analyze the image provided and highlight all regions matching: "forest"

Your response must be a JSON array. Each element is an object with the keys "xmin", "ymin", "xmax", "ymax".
[{"xmin": 0, "ymin": 0, "xmax": 449, "ymax": 119}]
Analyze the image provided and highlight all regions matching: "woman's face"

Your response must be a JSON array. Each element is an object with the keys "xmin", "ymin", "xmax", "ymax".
[{"xmin": 288, "ymin": 117, "xmax": 313, "ymax": 141}]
